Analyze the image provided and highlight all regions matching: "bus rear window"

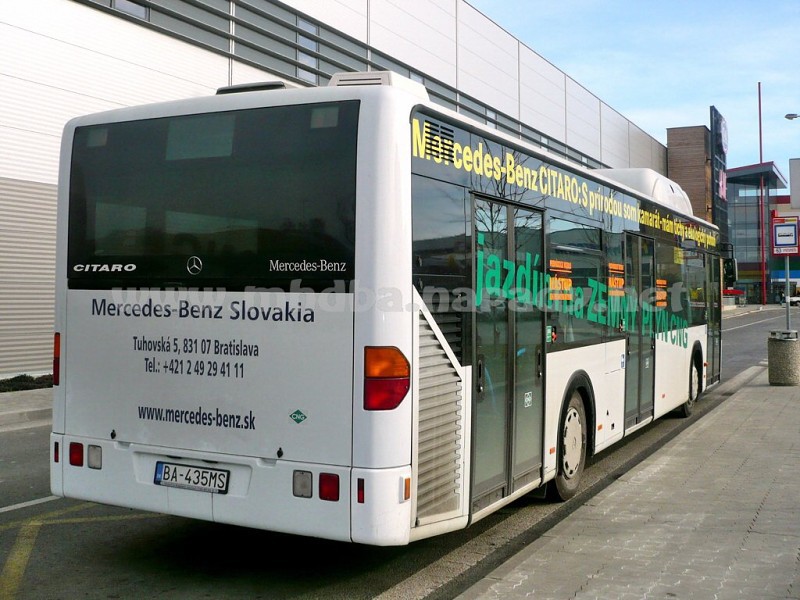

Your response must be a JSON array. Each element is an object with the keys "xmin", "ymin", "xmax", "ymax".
[{"xmin": 67, "ymin": 101, "xmax": 359, "ymax": 291}]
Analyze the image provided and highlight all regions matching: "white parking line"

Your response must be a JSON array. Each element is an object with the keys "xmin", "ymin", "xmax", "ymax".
[
  {"xmin": 724, "ymin": 315, "xmax": 785, "ymax": 332},
  {"xmin": 0, "ymin": 496, "xmax": 59, "ymax": 514}
]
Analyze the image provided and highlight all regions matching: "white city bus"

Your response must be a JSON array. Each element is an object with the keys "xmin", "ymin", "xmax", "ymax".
[{"xmin": 51, "ymin": 71, "xmax": 721, "ymax": 546}]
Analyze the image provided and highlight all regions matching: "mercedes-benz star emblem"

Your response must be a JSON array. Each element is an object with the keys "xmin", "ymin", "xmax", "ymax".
[{"xmin": 186, "ymin": 256, "xmax": 203, "ymax": 275}]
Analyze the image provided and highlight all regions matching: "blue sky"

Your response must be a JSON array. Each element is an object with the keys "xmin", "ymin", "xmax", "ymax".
[{"xmin": 467, "ymin": 0, "xmax": 800, "ymax": 189}]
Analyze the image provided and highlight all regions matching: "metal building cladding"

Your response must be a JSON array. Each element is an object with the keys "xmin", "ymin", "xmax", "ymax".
[{"xmin": 1, "ymin": 0, "xmax": 672, "ymax": 378}]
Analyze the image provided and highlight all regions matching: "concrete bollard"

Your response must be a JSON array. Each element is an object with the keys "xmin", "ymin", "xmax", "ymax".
[{"xmin": 768, "ymin": 330, "xmax": 800, "ymax": 386}]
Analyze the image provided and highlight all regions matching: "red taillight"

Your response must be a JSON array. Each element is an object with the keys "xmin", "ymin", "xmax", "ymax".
[
  {"xmin": 364, "ymin": 379, "xmax": 411, "ymax": 410},
  {"xmin": 364, "ymin": 347, "xmax": 410, "ymax": 410},
  {"xmin": 69, "ymin": 442, "xmax": 84, "ymax": 467},
  {"xmin": 319, "ymin": 473, "xmax": 340, "ymax": 501},
  {"xmin": 53, "ymin": 332, "xmax": 61, "ymax": 386},
  {"xmin": 357, "ymin": 477, "xmax": 365, "ymax": 504},
  {"xmin": 54, "ymin": 441, "xmax": 60, "ymax": 463}
]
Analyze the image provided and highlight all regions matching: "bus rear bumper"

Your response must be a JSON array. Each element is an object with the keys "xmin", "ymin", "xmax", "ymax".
[
  {"xmin": 350, "ymin": 466, "xmax": 413, "ymax": 546},
  {"xmin": 50, "ymin": 433, "xmax": 64, "ymax": 497},
  {"xmin": 51, "ymin": 434, "xmax": 356, "ymax": 542}
]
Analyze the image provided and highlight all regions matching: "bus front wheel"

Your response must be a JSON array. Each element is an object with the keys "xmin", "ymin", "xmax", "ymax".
[{"xmin": 551, "ymin": 390, "xmax": 587, "ymax": 500}]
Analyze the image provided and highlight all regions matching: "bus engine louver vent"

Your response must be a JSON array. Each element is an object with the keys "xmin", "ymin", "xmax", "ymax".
[
  {"xmin": 416, "ymin": 313, "xmax": 463, "ymax": 521},
  {"xmin": 422, "ymin": 121, "xmax": 455, "ymax": 165}
]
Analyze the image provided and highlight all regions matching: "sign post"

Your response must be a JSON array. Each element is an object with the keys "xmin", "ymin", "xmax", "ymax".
[
  {"xmin": 773, "ymin": 216, "xmax": 799, "ymax": 330},
  {"xmin": 768, "ymin": 216, "xmax": 800, "ymax": 385}
]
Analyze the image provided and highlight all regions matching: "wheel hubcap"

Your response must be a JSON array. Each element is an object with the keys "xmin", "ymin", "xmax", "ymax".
[{"xmin": 562, "ymin": 407, "xmax": 583, "ymax": 478}]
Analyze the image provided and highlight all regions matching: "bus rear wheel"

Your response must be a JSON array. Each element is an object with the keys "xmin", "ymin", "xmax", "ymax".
[{"xmin": 551, "ymin": 390, "xmax": 587, "ymax": 500}]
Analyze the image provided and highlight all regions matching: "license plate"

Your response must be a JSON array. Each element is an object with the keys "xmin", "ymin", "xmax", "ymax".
[{"xmin": 154, "ymin": 461, "xmax": 229, "ymax": 494}]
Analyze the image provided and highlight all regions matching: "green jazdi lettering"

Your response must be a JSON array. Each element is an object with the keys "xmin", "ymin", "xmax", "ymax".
[{"xmin": 475, "ymin": 234, "xmax": 689, "ymax": 348}]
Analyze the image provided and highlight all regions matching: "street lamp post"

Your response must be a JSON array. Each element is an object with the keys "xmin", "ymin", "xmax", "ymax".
[{"xmin": 781, "ymin": 113, "xmax": 797, "ymax": 330}]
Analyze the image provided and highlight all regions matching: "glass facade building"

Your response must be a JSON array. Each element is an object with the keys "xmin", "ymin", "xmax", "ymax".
[{"xmin": 726, "ymin": 162, "xmax": 788, "ymax": 303}]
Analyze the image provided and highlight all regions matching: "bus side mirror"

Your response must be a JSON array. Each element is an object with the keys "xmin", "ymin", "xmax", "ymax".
[{"xmin": 723, "ymin": 257, "xmax": 738, "ymax": 287}]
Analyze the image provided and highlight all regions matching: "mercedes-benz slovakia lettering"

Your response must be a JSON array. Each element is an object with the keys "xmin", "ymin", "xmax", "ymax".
[{"xmin": 51, "ymin": 71, "xmax": 722, "ymax": 546}]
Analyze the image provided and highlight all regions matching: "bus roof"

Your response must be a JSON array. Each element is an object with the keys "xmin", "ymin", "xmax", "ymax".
[{"xmin": 593, "ymin": 168, "xmax": 695, "ymax": 218}]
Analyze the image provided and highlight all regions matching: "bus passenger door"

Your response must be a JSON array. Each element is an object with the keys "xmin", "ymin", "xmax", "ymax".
[
  {"xmin": 624, "ymin": 234, "xmax": 655, "ymax": 428},
  {"xmin": 706, "ymin": 255, "xmax": 722, "ymax": 385},
  {"xmin": 472, "ymin": 198, "xmax": 544, "ymax": 509}
]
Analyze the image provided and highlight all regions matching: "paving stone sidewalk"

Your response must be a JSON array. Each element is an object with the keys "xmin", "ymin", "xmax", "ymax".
[{"xmin": 459, "ymin": 370, "xmax": 800, "ymax": 599}]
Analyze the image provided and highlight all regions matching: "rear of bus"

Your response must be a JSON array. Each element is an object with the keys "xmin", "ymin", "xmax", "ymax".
[{"xmin": 50, "ymin": 79, "xmax": 422, "ymax": 545}]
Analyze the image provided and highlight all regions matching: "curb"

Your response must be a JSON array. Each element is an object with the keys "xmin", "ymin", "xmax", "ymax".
[
  {"xmin": 0, "ymin": 407, "xmax": 51, "ymax": 428},
  {"xmin": 0, "ymin": 388, "xmax": 53, "ymax": 432}
]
